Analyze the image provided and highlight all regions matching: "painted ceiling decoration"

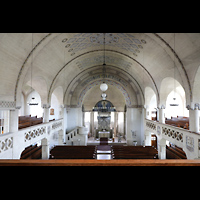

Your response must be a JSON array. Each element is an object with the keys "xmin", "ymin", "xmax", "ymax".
[
  {"xmin": 61, "ymin": 33, "xmax": 146, "ymax": 57},
  {"xmin": 3, "ymin": 33, "xmax": 198, "ymax": 110}
]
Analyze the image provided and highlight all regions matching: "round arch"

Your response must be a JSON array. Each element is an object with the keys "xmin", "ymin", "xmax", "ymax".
[
  {"xmin": 78, "ymin": 80, "xmax": 132, "ymax": 107},
  {"xmin": 192, "ymin": 65, "xmax": 200, "ymax": 105},
  {"xmin": 160, "ymin": 77, "xmax": 186, "ymax": 107}
]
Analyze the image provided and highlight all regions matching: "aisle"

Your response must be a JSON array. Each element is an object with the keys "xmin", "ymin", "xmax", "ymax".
[{"xmin": 87, "ymin": 136, "xmax": 126, "ymax": 145}]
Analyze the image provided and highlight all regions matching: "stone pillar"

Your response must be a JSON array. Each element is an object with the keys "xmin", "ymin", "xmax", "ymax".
[
  {"xmin": 189, "ymin": 109, "xmax": 199, "ymax": 133},
  {"xmin": 145, "ymin": 106, "xmax": 151, "ymax": 120},
  {"xmin": 144, "ymin": 130, "xmax": 151, "ymax": 146},
  {"xmin": 58, "ymin": 129, "xmax": 64, "ymax": 145},
  {"xmin": 158, "ymin": 106, "xmax": 165, "ymax": 123},
  {"xmin": 41, "ymin": 138, "xmax": 49, "ymax": 159},
  {"xmin": 9, "ymin": 109, "xmax": 19, "ymax": 132},
  {"xmin": 90, "ymin": 112, "xmax": 94, "ymax": 137},
  {"xmin": 158, "ymin": 138, "xmax": 166, "ymax": 159},
  {"xmin": 187, "ymin": 103, "xmax": 200, "ymax": 133},
  {"xmin": 114, "ymin": 112, "xmax": 118, "ymax": 137},
  {"xmin": 43, "ymin": 104, "xmax": 51, "ymax": 123}
]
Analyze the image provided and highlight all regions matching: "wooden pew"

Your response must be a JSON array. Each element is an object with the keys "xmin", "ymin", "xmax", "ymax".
[
  {"xmin": 18, "ymin": 115, "xmax": 43, "ymax": 129},
  {"xmin": 112, "ymin": 146, "xmax": 158, "ymax": 159},
  {"xmin": 166, "ymin": 145, "xmax": 187, "ymax": 159},
  {"xmin": 50, "ymin": 146, "xmax": 96, "ymax": 159},
  {"xmin": 165, "ymin": 116, "xmax": 189, "ymax": 129},
  {"xmin": 21, "ymin": 144, "xmax": 42, "ymax": 159}
]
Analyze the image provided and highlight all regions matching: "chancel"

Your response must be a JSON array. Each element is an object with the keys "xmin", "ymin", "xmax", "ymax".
[{"xmin": 1, "ymin": 33, "xmax": 200, "ymax": 166}]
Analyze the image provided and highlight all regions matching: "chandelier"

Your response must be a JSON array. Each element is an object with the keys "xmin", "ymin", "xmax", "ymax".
[{"xmin": 100, "ymin": 33, "xmax": 108, "ymax": 94}]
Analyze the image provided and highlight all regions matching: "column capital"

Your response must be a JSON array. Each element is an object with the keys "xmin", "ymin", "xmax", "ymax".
[
  {"xmin": 186, "ymin": 103, "xmax": 200, "ymax": 110},
  {"xmin": 42, "ymin": 104, "xmax": 51, "ymax": 109},
  {"xmin": 157, "ymin": 105, "xmax": 165, "ymax": 109}
]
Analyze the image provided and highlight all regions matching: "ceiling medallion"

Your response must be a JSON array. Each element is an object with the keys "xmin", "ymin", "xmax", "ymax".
[
  {"xmin": 62, "ymin": 38, "xmax": 68, "ymax": 43},
  {"xmin": 141, "ymin": 39, "xmax": 146, "ymax": 44},
  {"xmin": 90, "ymin": 33, "xmax": 118, "ymax": 44}
]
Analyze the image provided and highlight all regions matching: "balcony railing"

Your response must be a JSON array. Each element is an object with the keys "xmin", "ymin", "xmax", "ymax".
[
  {"xmin": 0, "ymin": 118, "xmax": 63, "ymax": 159},
  {"xmin": 145, "ymin": 119, "xmax": 200, "ymax": 159}
]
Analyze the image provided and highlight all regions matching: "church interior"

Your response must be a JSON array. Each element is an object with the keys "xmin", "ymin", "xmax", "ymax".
[{"xmin": 1, "ymin": 33, "xmax": 200, "ymax": 166}]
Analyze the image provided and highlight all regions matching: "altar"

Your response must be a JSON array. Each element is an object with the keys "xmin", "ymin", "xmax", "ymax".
[{"xmin": 98, "ymin": 131, "xmax": 110, "ymax": 138}]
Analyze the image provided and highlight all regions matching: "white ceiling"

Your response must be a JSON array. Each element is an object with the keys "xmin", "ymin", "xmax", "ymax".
[{"xmin": 0, "ymin": 33, "xmax": 200, "ymax": 108}]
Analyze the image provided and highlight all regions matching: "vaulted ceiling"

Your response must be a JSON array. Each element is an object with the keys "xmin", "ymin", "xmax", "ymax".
[{"xmin": 0, "ymin": 33, "xmax": 200, "ymax": 108}]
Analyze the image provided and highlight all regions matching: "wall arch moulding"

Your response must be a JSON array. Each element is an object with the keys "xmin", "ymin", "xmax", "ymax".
[
  {"xmin": 78, "ymin": 80, "xmax": 132, "ymax": 107},
  {"xmin": 147, "ymin": 33, "xmax": 192, "ymax": 104},
  {"xmin": 14, "ymin": 33, "xmax": 58, "ymax": 107},
  {"xmin": 47, "ymin": 49, "xmax": 159, "ymax": 107},
  {"xmin": 63, "ymin": 64, "xmax": 146, "ymax": 108}
]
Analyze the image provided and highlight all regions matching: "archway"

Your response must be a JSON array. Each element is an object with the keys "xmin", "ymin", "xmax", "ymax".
[
  {"xmin": 145, "ymin": 87, "xmax": 157, "ymax": 120},
  {"xmin": 50, "ymin": 86, "xmax": 64, "ymax": 120},
  {"xmin": 192, "ymin": 65, "xmax": 200, "ymax": 105},
  {"xmin": 26, "ymin": 90, "xmax": 43, "ymax": 118},
  {"xmin": 160, "ymin": 77, "xmax": 188, "ymax": 119}
]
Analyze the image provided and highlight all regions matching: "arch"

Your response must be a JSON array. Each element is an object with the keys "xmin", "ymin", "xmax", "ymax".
[
  {"xmin": 50, "ymin": 86, "xmax": 64, "ymax": 106},
  {"xmin": 26, "ymin": 90, "xmax": 43, "ymax": 117},
  {"xmin": 192, "ymin": 65, "xmax": 200, "ymax": 105},
  {"xmin": 145, "ymin": 87, "xmax": 157, "ymax": 120},
  {"xmin": 165, "ymin": 88, "xmax": 189, "ymax": 118},
  {"xmin": 63, "ymin": 65, "xmax": 144, "ymax": 107},
  {"xmin": 48, "ymin": 49, "xmax": 157, "ymax": 105},
  {"xmin": 49, "ymin": 86, "xmax": 64, "ymax": 120},
  {"xmin": 145, "ymin": 87, "xmax": 157, "ymax": 108},
  {"xmin": 23, "ymin": 75, "xmax": 48, "ymax": 107},
  {"xmin": 78, "ymin": 80, "xmax": 131, "ymax": 107},
  {"xmin": 160, "ymin": 77, "xmax": 186, "ymax": 107},
  {"xmin": 160, "ymin": 77, "xmax": 188, "ymax": 118}
]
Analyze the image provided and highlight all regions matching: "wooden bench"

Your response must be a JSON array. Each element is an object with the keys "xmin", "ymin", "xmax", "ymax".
[
  {"xmin": 166, "ymin": 145, "xmax": 187, "ymax": 159},
  {"xmin": 165, "ymin": 116, "xmax": 189, "ymax": 129},
  {"xmin": 21, "ymin": 144, "xmax": 42, "ymax": 159},
  {"xmin": 112, "ymin": 146, "xmax": 158, "ymax": 159},
  {"xmin": 50, "ymin": 146, "xmax": 96, "ymax": 159},
  {"xmin": 18, "ymin": 115, "xmax": 43, "ymax": 129}
]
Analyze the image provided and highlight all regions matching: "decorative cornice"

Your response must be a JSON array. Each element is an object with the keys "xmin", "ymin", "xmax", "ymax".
[{"xmin": 0, "ymin": 101, "xmax": 16, "ymax": 109}]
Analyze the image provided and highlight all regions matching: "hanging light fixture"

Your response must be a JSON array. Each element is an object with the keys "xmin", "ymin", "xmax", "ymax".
[
  {"xmin": 27, "ymin": 97, "xmax": 38, "ymax": 106},
  {"xmin": 101, "ymin": 93, "xmax": 107, "ymax": 100},
  {"xmin": 100, "ymin": 33, "xmax": 108, "ymax": 93},
  {"xmin": 170, "ymin": 33, "xmax": 179, "ymax": 107}
]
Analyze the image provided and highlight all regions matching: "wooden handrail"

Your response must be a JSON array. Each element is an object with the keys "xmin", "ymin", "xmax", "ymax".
[{"xmin": 0, "ymin": 159, "xmax": 200, "ymax": 166}]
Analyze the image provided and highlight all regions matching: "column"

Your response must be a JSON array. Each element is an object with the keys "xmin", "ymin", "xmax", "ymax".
[
  {"xmin": 41, "ymin": 138, "xmax": 49, "ymax": 159},
  {"xmin": 145, "ymin": 105, "xmax": 151, "ymax": 120},
  {"xmin": 189, "ymin": 109, "xmax": 199, "ymax": 133},
  {"xmin": 43, "ymin": 104, "xmax": 50, "ymax": 123},
  {"xmin": 144, "ymin": 130, "xmax": 151, "ymax": 146},
  {"xmin": 158, "ymin": 107, "xmax": 165, "ymax": 123},
  {"xmin": 90, "ymin": 112, "xmax": 94, "ymax": 137},
  {"xmin": 115, "ymin": 112, "xmax": 118, "ymax": 136},
  {"xmin": 58, "ymin": 129, "xmax": 64, "ymax": 145},
  {"xmin": 9, "ymin": 109, "xmax": 19, "ymax": 132},
  {"xmin": 158, "ymin": 138, "xmax": 166, "ymax": 159}
]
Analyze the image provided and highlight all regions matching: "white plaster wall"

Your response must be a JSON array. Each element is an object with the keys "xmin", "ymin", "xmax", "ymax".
[
  {"xmin": 67, "ymin": 107, "xmax": 82, "ymax": 132},
  {"xmin": 126, "ymin": 108, "xmax": 142, "ymax": 145}
]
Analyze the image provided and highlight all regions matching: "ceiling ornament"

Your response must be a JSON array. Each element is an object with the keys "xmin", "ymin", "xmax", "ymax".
[{"xmin": 61, "ymin": 33, "xmax": 146, "ymax": 57}]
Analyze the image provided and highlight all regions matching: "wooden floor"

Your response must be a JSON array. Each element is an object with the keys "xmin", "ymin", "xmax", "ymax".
[{"xmin": 0, "ymin": 159, "xmax": 200, "ymax": 166}]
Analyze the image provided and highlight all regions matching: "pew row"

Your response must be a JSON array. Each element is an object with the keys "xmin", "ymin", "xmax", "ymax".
[
  {"xmin": 112, "ymin": 146, "xmax": 158, "ymax": 159},
  {"xmin": 18, "ymin": 115, "xmax": 43, "ymax": 129}
]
